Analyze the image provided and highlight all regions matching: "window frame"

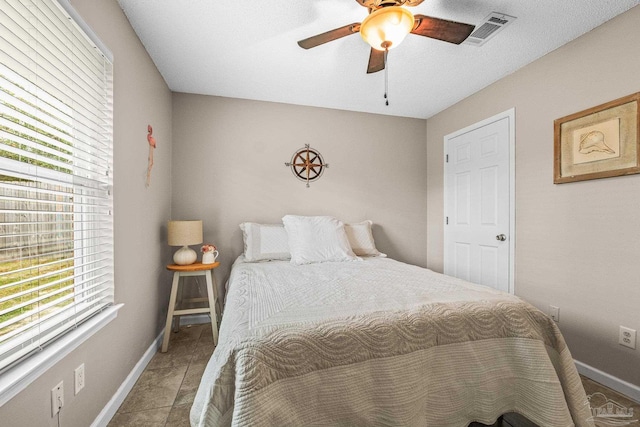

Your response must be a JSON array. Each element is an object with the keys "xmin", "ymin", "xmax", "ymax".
[
  {"xmin": 0, "ymin": 0, "xmax": 119, "ymax": 404},
  {"xmin": 0, "ymin": 303, "xmax": 122, "ymax": 406}
]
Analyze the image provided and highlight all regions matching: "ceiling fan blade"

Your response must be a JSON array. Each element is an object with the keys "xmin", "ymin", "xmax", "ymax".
[
  {"xmin": 411, "ymin": 15, "xmax": 475, "ymax": 44},
  {"xmin": 367, "ymin": 48, "xmax": 385, "ymax": 74},
  {"xmin": 297, "ymin": 23, "xmax": 361, "ymax": 49}
]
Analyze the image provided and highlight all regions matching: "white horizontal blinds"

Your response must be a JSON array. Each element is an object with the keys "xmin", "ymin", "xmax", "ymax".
[{"xmin": 0, "ymin": 0, "xmax": 113, "ymax": 370}]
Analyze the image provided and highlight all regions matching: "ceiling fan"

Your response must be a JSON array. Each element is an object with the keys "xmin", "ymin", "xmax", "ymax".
[{"xmin": 297, "ymin": 0, "xmax": 475, "ymax": 74}]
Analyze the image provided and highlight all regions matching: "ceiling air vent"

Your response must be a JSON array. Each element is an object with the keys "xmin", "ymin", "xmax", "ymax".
[{"xmin": 464, "ymin": 12, "xmax": 516, "ymax": 47}]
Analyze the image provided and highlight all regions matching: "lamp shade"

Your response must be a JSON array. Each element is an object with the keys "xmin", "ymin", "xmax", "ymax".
[
  {"xmin": 360, "ymin": 6, "xmax": 415, "ymax": 51},
  {"xmin": 168, "ymin": 220, "xmax": 203, "ymax": 247}
]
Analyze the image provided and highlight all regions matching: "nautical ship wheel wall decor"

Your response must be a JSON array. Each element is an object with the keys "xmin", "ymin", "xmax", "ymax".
[{"xmin": 285, "ymin": 144, "xmax": 329, "ymax": 187}]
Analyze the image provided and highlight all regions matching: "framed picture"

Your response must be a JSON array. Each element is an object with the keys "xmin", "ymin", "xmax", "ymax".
[{"xmin": 554, "ymin": 92, "xmax": 640, "ymax": 184}]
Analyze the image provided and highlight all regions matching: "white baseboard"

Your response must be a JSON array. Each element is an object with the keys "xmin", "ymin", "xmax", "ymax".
[
  {"xmin": 575, "ymin": 359, "xmax": 640, "ymax": 403},
  {"xmin": 91, "ymin": 331, "xmax": 163, "ymax": 427},
  {"xmin": 91, "ymin": 314, "xmax": 212, "ymax": 426}
]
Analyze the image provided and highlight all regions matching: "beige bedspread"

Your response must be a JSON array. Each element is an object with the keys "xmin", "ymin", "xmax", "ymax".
[{"xmin": 190, "ymin": 257, "xmax": 594, "ymax": 427}]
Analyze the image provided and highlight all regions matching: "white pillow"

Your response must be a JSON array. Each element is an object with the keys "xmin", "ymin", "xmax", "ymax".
[
  {"xmin": 345, "ymin": 220, "xmax": 386, "ymax": 257},
  {"xmin": 282, "ymin": 215, "xmax": 358, "ymax": 265},
  {"xmin": 239, "ymin": 223, "xmax": 290, "ymax": 262}
]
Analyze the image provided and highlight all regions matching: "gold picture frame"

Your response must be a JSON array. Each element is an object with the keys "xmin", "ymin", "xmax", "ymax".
[{"xmin": 554, "ymin": 92, "xmax": 640, "ymax": 184}]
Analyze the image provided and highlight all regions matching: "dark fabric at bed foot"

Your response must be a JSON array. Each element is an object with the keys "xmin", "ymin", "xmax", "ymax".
[{"xmin": 469, "ymin": 413, "xmax": 539, "ymax": 427}]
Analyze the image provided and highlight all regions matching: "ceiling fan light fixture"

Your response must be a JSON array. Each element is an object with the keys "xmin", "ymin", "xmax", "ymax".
[{"xmin": 360, "ymin": 6, "xmax": 415, "ymax": 51}]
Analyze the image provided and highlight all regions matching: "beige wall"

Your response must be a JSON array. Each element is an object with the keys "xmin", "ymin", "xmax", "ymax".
[
  {"xmin": 171, "ymin": 94, "xmax": 428, "ymax": 290},
  {"xmin": 0, "ymin": 1, "xmax": 174, "ymax": 426},
  {"xmin": 2, "ymin": 2, "xmax": 638, "ymax": 424},
  {"xmin": 427, "ymin": 6, "xmax": 640, "ymax": 386}
]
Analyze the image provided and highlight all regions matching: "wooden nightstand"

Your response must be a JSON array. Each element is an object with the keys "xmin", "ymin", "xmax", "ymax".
[{"xmin": 161, "ymin": 262, "xmax": 220, "ymax": 352}]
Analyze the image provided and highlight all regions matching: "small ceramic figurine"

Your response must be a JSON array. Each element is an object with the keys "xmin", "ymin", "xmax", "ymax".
[{"xmin": 146, "ymin": 125, "xmax": 156, "ymax": 187}]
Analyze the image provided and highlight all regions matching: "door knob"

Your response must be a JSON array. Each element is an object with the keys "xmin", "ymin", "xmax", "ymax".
[{"xmin": 496, "ymin": 234, "xmax": 507, "ymax": 241}]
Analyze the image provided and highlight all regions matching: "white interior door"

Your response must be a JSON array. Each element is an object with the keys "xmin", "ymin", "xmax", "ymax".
[{"xmin": 444, "ymin": 110, "xmax": 514, "ymax": 293}]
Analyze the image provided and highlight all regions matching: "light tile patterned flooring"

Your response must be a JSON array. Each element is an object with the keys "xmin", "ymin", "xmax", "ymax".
[
  {"xmin": 581, "ymin": 375, "xmax": 640, "ymax": 427},
  {"xmin": 108, "ymin": 323, "xmax": 214, "ymax": 427},
  {"xmin": 108, "ymin": 323, "xmax": 639, "ymax": 427}
]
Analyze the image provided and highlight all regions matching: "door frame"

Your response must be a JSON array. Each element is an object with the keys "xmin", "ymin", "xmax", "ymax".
[{"xmin": 443, "ymin": 108, "xmax": 516, "ymax": 294}]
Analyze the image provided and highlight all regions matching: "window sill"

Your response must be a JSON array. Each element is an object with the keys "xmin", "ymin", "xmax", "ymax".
[{"xmin": 0, "ymin": 303, "xmax": 123, "ymax": 407}]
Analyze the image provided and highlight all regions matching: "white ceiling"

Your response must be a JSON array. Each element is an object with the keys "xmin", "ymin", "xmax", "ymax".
[{"xmin": 117, "ymin": 0, "xmax": 639, "ymax": 119}]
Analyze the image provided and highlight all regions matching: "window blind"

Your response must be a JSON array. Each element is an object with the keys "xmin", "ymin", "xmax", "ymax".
[{"xmin": 0, "ymin": 0, "xmax": 113, "ymax": 371}]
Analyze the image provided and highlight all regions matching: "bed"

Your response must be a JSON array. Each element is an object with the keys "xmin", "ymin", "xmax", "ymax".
[{"xmin": 190, "ymin": 217, "xmax": 594, "ymax": 427}]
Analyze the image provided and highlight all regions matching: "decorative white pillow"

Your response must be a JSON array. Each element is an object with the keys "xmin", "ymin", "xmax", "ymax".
[
  {"xmin": 239, "ymin": 223, "xmax": 290, "ymax": 262},
  {"xmin": 345, "ymin": 220, "xmax": 386, "ymax": 257},
  {"xmin": 282, "ymin": 215, "xmax": 358, "ymax": 265}
]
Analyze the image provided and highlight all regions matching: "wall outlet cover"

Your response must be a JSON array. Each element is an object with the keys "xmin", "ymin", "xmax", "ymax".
[
  {"xmin": 75, "ymin": 363, "xmax": 85, "ymax": 395},
  {"xmin": 619, "ymin": 326, "xmax": 637, "ymax": 349},
  {"xmin": 51, "ymin": 381, "xmax": 64, "ymax": 417}
]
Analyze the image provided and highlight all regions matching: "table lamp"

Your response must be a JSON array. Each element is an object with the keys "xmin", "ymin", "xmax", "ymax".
[{"xmin": 168, "ymin": 220, "xmax": 203, "ymax": 265}]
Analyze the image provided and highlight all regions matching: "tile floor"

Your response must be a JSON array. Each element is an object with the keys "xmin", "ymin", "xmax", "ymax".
[
  {"xmin": 108, "ymin": 323, "xmax": 214, "ymax": 427},
  {"xmin": 108, "ymin": 323, "xmax": 639, "ymax": 427},
  {"xmin": 581, "ymin": 375, "xmax": 639, "ymax": 427}
]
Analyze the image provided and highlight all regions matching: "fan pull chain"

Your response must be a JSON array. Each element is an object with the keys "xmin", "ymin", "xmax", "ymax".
[{"xmin": 384, "ymin": 48, "xmax": 389, "ymax": 106}]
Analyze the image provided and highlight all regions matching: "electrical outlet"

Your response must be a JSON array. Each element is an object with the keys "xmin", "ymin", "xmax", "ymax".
[
  {"xmin": 51, "ymin": 381, "xmax": 64, "ymax": 417},
  {"xmin": 75, "ymin": 363, "xmax": 85, "ymax": 395},
  {"xmin": 619, "ymin": 326, "xmax": 637, "ymax": 349},
  {"xmin": 549, "ymin": 305, "xmax": 560, "ymax": 322}
]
